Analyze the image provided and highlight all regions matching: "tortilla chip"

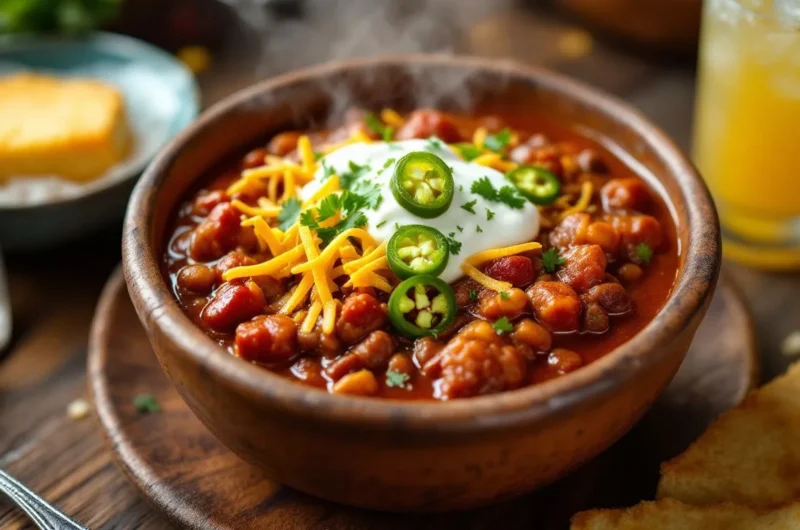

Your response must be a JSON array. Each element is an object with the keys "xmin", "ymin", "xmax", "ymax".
[
  {"xmin": 571, "ymin": 499, "xmax": 800, "ymax": 529},
  {"xmin": 657, "ymin": 362, "xmax": 800, "ymax": 507}
]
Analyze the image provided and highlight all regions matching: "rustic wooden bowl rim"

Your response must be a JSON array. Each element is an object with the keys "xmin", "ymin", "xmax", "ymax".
[{"xmin": 123, "ymin": 54, "xmax": 720, "ymax": 432}]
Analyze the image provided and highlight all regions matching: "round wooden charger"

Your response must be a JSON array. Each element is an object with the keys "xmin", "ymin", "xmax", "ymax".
[{"xmin": 89, "ymin": 270, "xmax": 758, "ymax": 530}]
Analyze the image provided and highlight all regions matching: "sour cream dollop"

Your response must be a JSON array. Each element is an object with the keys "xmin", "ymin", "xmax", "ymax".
[{"xmin": 300, "ymin": 139, "xmax": 540, "ymax": 283}]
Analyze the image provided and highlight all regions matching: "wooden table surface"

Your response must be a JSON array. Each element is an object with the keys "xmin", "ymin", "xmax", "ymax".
[{"xmin": 1, "ymin": 4, "xmax": 798, "ymax": 529}]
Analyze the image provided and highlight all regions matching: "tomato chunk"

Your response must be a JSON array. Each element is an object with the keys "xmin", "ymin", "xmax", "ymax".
[
  {"xmin": 483, "ymin": 256, "xmax": 535, "ymax": 287},
  {"xmin": 557, "ymin": 245, "xmax": 608, "ymax": 293},
  {"xmin": 235, "ymin": 314, "xmax": 297, "ymax": 363}
]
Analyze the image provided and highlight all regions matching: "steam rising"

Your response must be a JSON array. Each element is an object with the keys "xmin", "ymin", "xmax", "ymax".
[{"xmin": 220, "ymin": 0, "xmax": 515, "ymax": 121}]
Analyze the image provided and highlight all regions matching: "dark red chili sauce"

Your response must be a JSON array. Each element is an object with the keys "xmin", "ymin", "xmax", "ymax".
[{"xmin": 164, "ymin": 108, "xmax": 679, "ymax": 401}]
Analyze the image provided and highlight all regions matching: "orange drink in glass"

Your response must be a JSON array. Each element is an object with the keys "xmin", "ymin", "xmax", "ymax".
[{"xmin": 694, "ymin": 0, "xmax": 800, "ymax": 268}]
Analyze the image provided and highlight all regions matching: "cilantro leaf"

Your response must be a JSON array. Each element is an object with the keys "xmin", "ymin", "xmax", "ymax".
[
  {"xmin": 316, "ymin": 194, "xmax": 341, "ymax": 222},
  {"xmin": 456, "ymin": 225, "xmax": 463, "ymax": 233},
  {"xmin": 277, "ymin": 197, "xmax": 302, "ymax": 230},
  {"xmin": 498, "ymin": 185, "xmax": 526, "ymax": 209},
  {"xmin": 446, "ymin": 236, "xmax": 462, "ymax": 255},
  {"xmin": 471, "ymin": 176, "xmax": 498, "ymax": 201},
  {"xmin": 386, "ymin": 370, "xmax": 410, "ymax": 388},
  {"xmin": 636, "ymin": 243, "xmax": 653, "ymax": 265},
  {"xmin": 468, "ymin": 289, "xmax": 479, "ymax": 302},
  {"xmin": 499, "ymin": 291, "xmax": 510, "ymax": 300},
  {"xmin": 339, "ymin": 161, "xmax": 370, "ymax": 190},
  {"xmin": 313, "ymin": 151, "xmax": 323, "ymax": 161},
  {"xmin": 483, "ymin": 129, "xmax": 511, "ymax": 152},
  {"xmin": 541, "ymin": 247, "xmax": 566, "ymax": 273},
  {"xmin": 321, "ymin": 160, "xmax": 335, "ymax": 180},
  {"xmin": 486, "ymin": 208, "xmax": 495, "ymax": 221},
  {"xmin": 376, "ymin": 220, "xmax": 387, "ymax": 229},
  {"xmin": 364, "ymin": 113, "xmax": 394, "ymax": 142},
  {"xmin": 470, "ymin": 177, "xmax": 525, "ymax": 210},
  {"xmin": 133, "ymin": 394, "xmax": 161, "ymax": 413},
  {"xmin": 493, "ymin": 317, "xmax": 514, "ymax": 335},
  {"xmin": 426, "ymin": 136, "xmax": 445, "ymax": 150},
  {"xmin": 476, "ymin": 225, "xmax": 483, "ymax": 233},
  {"xmin": 460, "ymin": 199, "xmax": 478, "ymax": 214},
  {"xmin": 455, "ymin": 143, "xmax": 482, "ymax": 161}
]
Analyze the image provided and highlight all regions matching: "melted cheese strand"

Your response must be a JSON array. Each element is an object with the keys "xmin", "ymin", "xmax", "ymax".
[
  {"xmin": 223, "ymin": 245, "xmax": 305, "ymax": 281},
  {"xmin": 301, "ymin": 301, "xmax": 323, "ymax": 334},
  {"xmin": 280, "ymin": 275, "xmax": 314, "ymax": 315},
  {"xmin": 467, "ymin": 242, "xmax": 542, "ymax": 266},
  {"xmin": 559, "ymin": 180, "xmax": 594, "ymax": 221},
  {"xmin": 461, "ymin": 262, "xmax": 512, "ymax": 292}
]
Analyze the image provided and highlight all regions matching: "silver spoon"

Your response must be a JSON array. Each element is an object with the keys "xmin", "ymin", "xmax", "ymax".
[{"xmin": 0, "ymin": 469, "xmax": 87, "ymax": 529}]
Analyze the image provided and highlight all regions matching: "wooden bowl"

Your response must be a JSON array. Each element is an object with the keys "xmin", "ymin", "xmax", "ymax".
[{"xmin": 122, "ymin": 55, "xmax": 720, "ymax": 512}]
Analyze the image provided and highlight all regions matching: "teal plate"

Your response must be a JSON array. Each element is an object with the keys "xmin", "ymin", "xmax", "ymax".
[{"xmin": 0, "ymin": 32, "xmax": 199, "ymax": 251}]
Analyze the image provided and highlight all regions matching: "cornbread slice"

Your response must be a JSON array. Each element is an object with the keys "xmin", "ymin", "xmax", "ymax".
[
  {"xmin": 570, "ymin": 499, "xmax": 800, "ymax": 529},
  {"xmin": 657, "ymin": 362, "xmax": 800, "ymax": 508},
  {"xmin": 0, "ymin": 73, "xmax": 130, "ymax": 182}
]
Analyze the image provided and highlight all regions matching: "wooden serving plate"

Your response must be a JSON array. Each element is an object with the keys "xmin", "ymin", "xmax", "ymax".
[{"xmin": 89, "ymin": 269, "xmax": 757, "ymax": 529}]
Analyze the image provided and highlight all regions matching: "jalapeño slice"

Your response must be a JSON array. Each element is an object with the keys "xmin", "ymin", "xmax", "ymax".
[
  {"xmin": 388, "ymin": 275, "xmax": 457, "ymax": 338},
  {"xmin": 506, "ymin": 165, "xmax": 561, "ymax": 205},
  {"xmin": 391, "ymin": 151, "xmax": 454, "ymax": 218},
  {"xmin": 387, "ymin": 225, "xmax": 450, "ymax": 279}
]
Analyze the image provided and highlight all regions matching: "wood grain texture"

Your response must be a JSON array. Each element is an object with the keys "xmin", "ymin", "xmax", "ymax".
[{"xmin": 89, "ymin": 268, "xmax": 757, "ymax": 530}]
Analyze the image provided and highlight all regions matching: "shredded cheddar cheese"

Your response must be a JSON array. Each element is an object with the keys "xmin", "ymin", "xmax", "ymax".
[
  {"xmin": 381, "ymin": 108, "xmax": 405, "ymax": 128},
  {"xmin": 217, "ymin": 110, "xmax": 573, "ymax": 340},
  {"xmin": 461, "ymin": 263, "xmax": 512, "ymax": 292},
  {"xmin": 559, "ymin": 180, "xmax": 593, "ymax": 220}
]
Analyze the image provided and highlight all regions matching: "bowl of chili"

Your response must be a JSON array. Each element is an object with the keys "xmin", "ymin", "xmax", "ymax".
[{"xmin": 122, "ymin": 55, "xmax": 720, "ymax": 511}]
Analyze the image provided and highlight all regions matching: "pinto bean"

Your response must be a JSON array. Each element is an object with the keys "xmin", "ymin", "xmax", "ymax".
[
  {"xmin": 332, "ymin": 369, "xmax": 378, "ymax": 396},
  {"xmin": 350, "ymin": 331, "xmax": 395, "ymax": 369},
  {"xmin": 234, "ymin": 314, "xmax": 296, "ymax": 362},
  {"xmin": 617, "ymin": 263, "xmax": 644, "ymax": 283},
  {"xmin": 215, "ymin": 250, "xmax": 256, "ymax": 280},
  {"xmin": 477, "ymin": 288, "xmax": 529, "ymax": 321},
  {"xmin": 267, "ymin": 132, "xmax": 302, "ymax": 157},
  {"xmin": 290, "ymin": 357, "xmax": 326, "ymax": 387},
  {"xmin": 177, "ymin": 264, "xmax": 216, "ymax": 294},
  {"xmin": 548, "ymin": 348, "xmax": 584, "ymax": 374},
  {"xmin": 201, "ymin": 281, "xmax": 265, "ymax": 332},
  {"xmin": 526, "ymin": 281, "xmax": 582, "ymax": 332},
  {"xmin": 297, "ymin": 319, "xmax": 343, "ymax": 357},
  {"xmin": 602, "ymin": 177, "xmax": 651, "ymax": 212},
  {"xmin": 192, "ymin": 190, "xmax": 228, "ymax": 216},
  {"xmin": 582, "ymin": 283, "xmax": 633, "ymax": 315},
  {"xmin": 511, "ymin": 319, "xmax": 552, "ymax": 352},
  {"xmin": 583, "ymin": 303, "xmax": 609, "ymax": 333},
  {"xmin": 388, "ymin": 353, "xmax": 415, "ymax": 375}
]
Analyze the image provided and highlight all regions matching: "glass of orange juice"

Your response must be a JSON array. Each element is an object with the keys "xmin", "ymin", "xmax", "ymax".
[{"xmin": 694, "ymin": 0, "xmax": 800, "ymax": 269}]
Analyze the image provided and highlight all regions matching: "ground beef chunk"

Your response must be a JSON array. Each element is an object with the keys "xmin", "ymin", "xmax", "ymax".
[
  {"xmin": 549, "ymin": 213, "xmax": 591, "ymax": 249},
  {"xmin": 336, "ymin": 293, "xmax": 388, "ymax": 345},
  {"xmin": 234, "ymin": 314, "xmax": 296, "ymax": 362},
  {"xmin": 436, "ymin": 321, "xmax": 527, "ymax": 400},
  {"xmin": 396, "ymin": 109, "xmax": 461, "ymax": 143},
  {"xmin": 557, "ymin": 244, "xmax": 608, "ymax": 293},
  {"xmin": 582, "ymin": 283, "xmax": 634, "ymax": 315}
]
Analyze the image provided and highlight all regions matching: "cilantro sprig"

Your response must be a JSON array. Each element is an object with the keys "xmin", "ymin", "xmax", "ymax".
[
  {"xmin": 493, "ymin": 317, "xmax": 514, "ymax": 335},
  {"xmin": 300, "ymin": 191, "xmax": 368, "ymax": 244},
  {"xmin": 460, "ymin": 199, "xmax": 478, "ymax": 214},
  {"xmin": 446, "ymin": 235, "xmax": 462, "ymax": 255},
  {"xmin": 133, "ymin": 394, "xmax": 161, "ymax": 414},
  {"xmin": 277, "ymin": 197, "xmax": 302, "ymax": 230},
  {"xmin": 636, "ymin": 243, "xmax": 653, "ymax": 265},
  {"xmin": 386, "ymin": 370, "xmax": 410, "ymax": 389},
  {"xmin": 541, "ymin": 247, "xmax": 566, "ymax": 273},
  {"xmin": 471, "ymin": 176, "xmax": 525, "ymax": 209},
  {"xmin": 483, "ymin": 129, "xmax": 511, "ymax": 153},
  {"xmin": 364, "ymin": 113, "xmax": 394, "ymax": 142}
]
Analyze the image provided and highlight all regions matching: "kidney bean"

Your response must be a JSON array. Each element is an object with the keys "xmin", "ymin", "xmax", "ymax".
[
  {"xmin": 201, "ymin": 281, "xmax": 265, "ymax": 332},
  {"xmin": 234, "ymin": 314, "xmax": 296, "ymax": 363}
]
